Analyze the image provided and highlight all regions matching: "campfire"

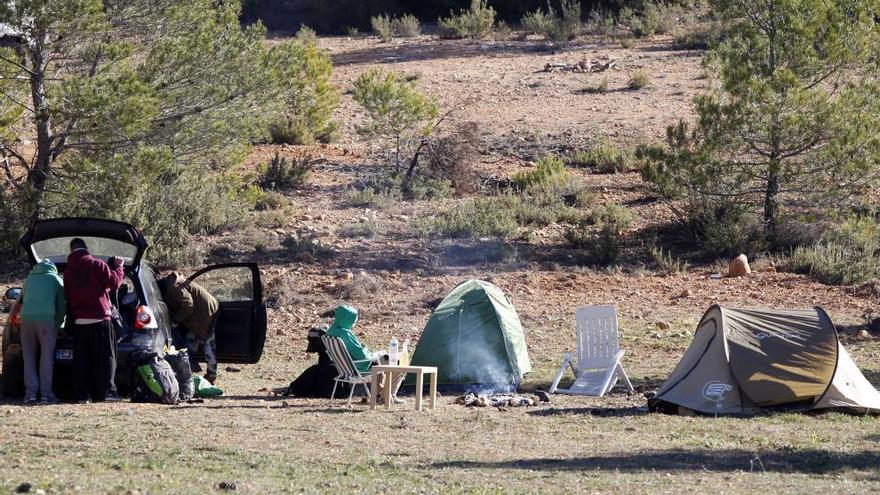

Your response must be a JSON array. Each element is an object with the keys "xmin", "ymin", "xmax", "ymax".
[{"xmin": 454, "ymin": 392, "xmax": 539, "ymax": 408}]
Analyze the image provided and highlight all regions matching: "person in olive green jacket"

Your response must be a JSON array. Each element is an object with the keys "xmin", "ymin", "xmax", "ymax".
[
  {"xmin": 158, "ymin": 272, "xmax": 220, "ymax": 383},
  {"xmin": 19, "ymin": 260, "xmax": 66, "ymax": 404},
  {"xmin": 326, "ymin": 305, "xmax": 404, "ymax": 403}
]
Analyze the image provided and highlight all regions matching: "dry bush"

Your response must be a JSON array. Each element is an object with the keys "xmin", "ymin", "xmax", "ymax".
[
  {"xmin": 334, "ymin": 272, "xmax": 385, "ymax": 300},
  {"xmin": 264, "ymin": 274, "xmax": 301, "ymax": 309},
  {"xmin": 338, "ymin": 221, "xmax": 381, "ymax": 238},
  {"xmin": 628, "ymin": 70, "xmax": 651, "ymax": 90},
  {"xmin": 425, "ymin": 121, "xmax": 482, "ymax": 194}
]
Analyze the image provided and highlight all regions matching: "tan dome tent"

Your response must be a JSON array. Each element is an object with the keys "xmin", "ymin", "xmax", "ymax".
[{"xmin": 649, "ymin": 305, "xmax": 880, "ymax": 415}]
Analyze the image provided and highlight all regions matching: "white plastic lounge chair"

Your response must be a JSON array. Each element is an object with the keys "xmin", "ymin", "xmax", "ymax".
[
  {"xmin": 548, "ymin": 305, "xmax": 634, "ymax": 396},
  {"xmin": 322, "ymin": 336, "xmax": 373, "ymax": 406}
]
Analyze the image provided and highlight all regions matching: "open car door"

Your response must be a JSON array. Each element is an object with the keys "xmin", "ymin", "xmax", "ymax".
[{"xmin": 186, "ymin": 263, "xmax": 267, "ymax": 364}]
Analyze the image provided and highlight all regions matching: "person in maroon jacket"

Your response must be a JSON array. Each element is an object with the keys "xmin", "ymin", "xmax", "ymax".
[{"xmin": 64, "ymin": 238, "xmax": 125, "ymax": 403}]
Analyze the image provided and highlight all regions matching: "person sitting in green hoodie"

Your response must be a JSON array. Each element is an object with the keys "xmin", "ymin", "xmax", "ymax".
[
  {"xmin": 19, "ymin": 260, "xmax": 66, "ymax": 404},
  {"xmin": 325, "ymin": 305, "xmax": 404, "ymax": 403}
]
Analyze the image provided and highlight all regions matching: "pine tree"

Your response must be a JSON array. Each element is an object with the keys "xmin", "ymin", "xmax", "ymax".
[{"xmin": 641, "ymin": 0, "xmax": 880, "ymax": 242}]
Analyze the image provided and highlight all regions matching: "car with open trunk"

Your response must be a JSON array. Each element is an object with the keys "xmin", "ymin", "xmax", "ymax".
[{"xmin": 1, "ymin": 218, "xmax": 267, "ymax": 398}]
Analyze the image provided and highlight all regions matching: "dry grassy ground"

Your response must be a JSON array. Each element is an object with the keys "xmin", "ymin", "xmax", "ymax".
[{"xmin": 2, "ymin": 33, "xmax": 880, "ymax": 494}]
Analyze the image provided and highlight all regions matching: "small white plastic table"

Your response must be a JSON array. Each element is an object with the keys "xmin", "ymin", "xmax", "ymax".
[{"xmin": 369, "ymin": 365, "xmax": 438, "ymax": 411}]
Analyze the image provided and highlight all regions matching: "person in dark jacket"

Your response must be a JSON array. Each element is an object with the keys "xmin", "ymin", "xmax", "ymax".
[
  {"xmin": 64, "ymin": 238, "xmax": 124, "ymax": 403},
  {"xmin": 19, "ymin": 260, "xmax": 66, "ymax": 404},
  {"xmin": 158, "ymin": 272, "xmax": 220, "ymax": 383}
]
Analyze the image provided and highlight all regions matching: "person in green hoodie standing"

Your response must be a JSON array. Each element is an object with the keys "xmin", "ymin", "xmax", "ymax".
[
  {"xmin": 326, "ymin": 305, "xmax": 404, "ymax": 403},
  {"xmin": 19, "ymin": 260, "xmax": 66, "ymax": 404}
]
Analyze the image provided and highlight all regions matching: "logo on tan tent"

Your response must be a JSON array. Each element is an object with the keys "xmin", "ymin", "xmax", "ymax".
[{"xmin": 702, "ymin": 380, "xmax": 733, "ymax": 402}]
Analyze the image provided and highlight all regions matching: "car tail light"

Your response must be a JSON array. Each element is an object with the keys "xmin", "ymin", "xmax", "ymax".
[
  {"xmin": 9, "ymin": 303, "xmax": 21, "ymax": 327},
  {"xmin": 134, "ymin": 305, "xmax": 158, "ymax": 330}
]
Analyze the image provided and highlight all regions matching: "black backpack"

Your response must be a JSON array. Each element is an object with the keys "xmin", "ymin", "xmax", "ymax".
[{"xmin": 131, "ymin": 348, "xmax": 180, "ymax": 405}]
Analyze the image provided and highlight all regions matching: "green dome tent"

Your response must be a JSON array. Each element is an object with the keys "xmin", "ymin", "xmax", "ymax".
[{"xmin": 409, "ymin": 280, "xmax": 531, "ymax": 390}]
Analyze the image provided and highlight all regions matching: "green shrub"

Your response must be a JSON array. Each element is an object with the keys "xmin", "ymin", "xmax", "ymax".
[
  {"xmin": 565, "ymin": 203, "xmax": 634, "ymax": 265},
  {"xmin": 268, "ymin": 117, "xmax": 314, "ymax": 145},
  {"xmin": 620, "ymin": 1, "xmax": 688, "ymax": 39},
  {"xmin": 254, "ymin": 190, "xmax": 288, "ymax": 211},
  {"xmin": 393, "ymin": 14, "xmax": 421, "ymax": 37},
  {"xmin": 569, "ymin": 140, "xmax": 629, "ymax": 173},
  {"xmin": 416, "ymin": 197, "xmax": 519, "ymax": 239},
  {"xmin": 349, "ymin": 170, "xmax": 454, "ymax": 205},
  {"xmin": 584, "ymin": 9, "xmax": 615, "ymax": 37},
  {"xmin": 521, "ymin": 8, "xmax": 553, "ymax": 35},
  {"xmin": 647, "ymin": 2, "xmax": 679, "ymax": 35},
  {"xmin": 512, "ymin": 155, "xmax": 568, "ymax": 189},
  {"xmin": 371, "ymin": 14, "xmax": 394, "ymax": 40},
  {"xmin": 565, "ymin": 225, "xmax": 622, "ymax": 265},
  {"xmin": 619, "ymin": 5, "xmax": 657, "ymax": 38},
  {"xmin": 588, "ymin": 203, "xmax": 634, "ymax": 234},
  {"xmin": 784, "ymin": 216, "xmax": 880, "ymax": 285},
  {"xmin": 405, "ymin": 176, "xmax": 454, "ymax": 200},
  {"xmin": 520, "ymin": 0, "xmax": 581, "ymax": 43},
  {"xmin": 267, "ymin": 40, "xmax": 339, "ymax": 145},
  {"xmin": 685, "ymin": 202, "xmax": 765, "ymax": 258},
  {"xmin": 344, "ymin": 188, "xmax": 398, "ymax": 209},
  {"xmin": 372, "ymin": 14, "xmax": 420, "ymax": 39},
  {"xmin": 338, "ymin": 221, "xmax": 381, "ymax": 239},
  {"xmin": 628, "ymin": 70, "xmax": 651, "ymax": 90},
  {"xmin": 346, "ymin": 26, "xmax": 360, "ymax": 37},
  {"xmin": 619, "ymin": 36, "xmax": 635, "ymax": 49},
  {"xmin": 493, "ymin": 20, "xmax": 513, "ymax": 39},
  {"xmin": 295, "ymin": 25, "xmax": 318, "ymax": 45},
  {"xmin": 255, "ymin": 209, "xmax": 291, "ymax": 229},
  {"xmin": 282, "ymin": 233, "xmax": 331, "ymax": 261},
  {"xmin": 415, "ymin": 186, "xmax": 583, "ymax": 240},
  {"xmin": 671, "ymin": 23, "xmax": 718, "ymax": 50},
  {"xmin": 526, "ymin": 174, "xmax": 593, "ymax": 209},
  {"xmin": 258, "ymin": 153, "xmax": 311, "ymax": 190},
  {"xmin": 553, "ymin": 0, "xmax": 582, "ymax": 42},
  {"xmin": 650, "ymin": 245, "xmax": 689, "ymax": 275},
  {"xmin": 439, "ymin": 0, "xmax": 496, "ymax": 39},
  {"xmin": 501, "ymin": 192, "xmax": 580, "ymax": 227}
]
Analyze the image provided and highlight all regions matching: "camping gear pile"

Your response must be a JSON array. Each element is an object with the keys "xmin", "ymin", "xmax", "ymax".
[{"xmin": 131, "ymin": 346, "xmax": 223, "ymax": 404}]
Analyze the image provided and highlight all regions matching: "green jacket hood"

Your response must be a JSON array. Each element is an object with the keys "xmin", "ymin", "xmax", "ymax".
[
  {"xmin": 332, "ymin": 305, "xmax": 358, "ymax": 330},
  {"xmin": 30, "ymin": 260, "xmax": 58, "ymax": 276}
]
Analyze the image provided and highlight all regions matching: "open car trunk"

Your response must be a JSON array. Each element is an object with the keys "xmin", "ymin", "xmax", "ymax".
[{"xmin": 20, "ymin": 217, "xmax": 147, "ymax": 269}]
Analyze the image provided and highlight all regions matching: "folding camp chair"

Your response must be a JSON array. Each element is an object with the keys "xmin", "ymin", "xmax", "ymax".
[
  {"xmin": 548, "ymin": 305, "xmax": 634, "ymax": 396},
  {"xmin": 321, "ymin": 336, "xmax": 373, "ymax": 406}
]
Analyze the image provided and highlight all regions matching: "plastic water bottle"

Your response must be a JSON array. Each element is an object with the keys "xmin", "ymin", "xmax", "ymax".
[{"xmin": 388, "ymin": 337, "xmax": 399, "ymax": 365}]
